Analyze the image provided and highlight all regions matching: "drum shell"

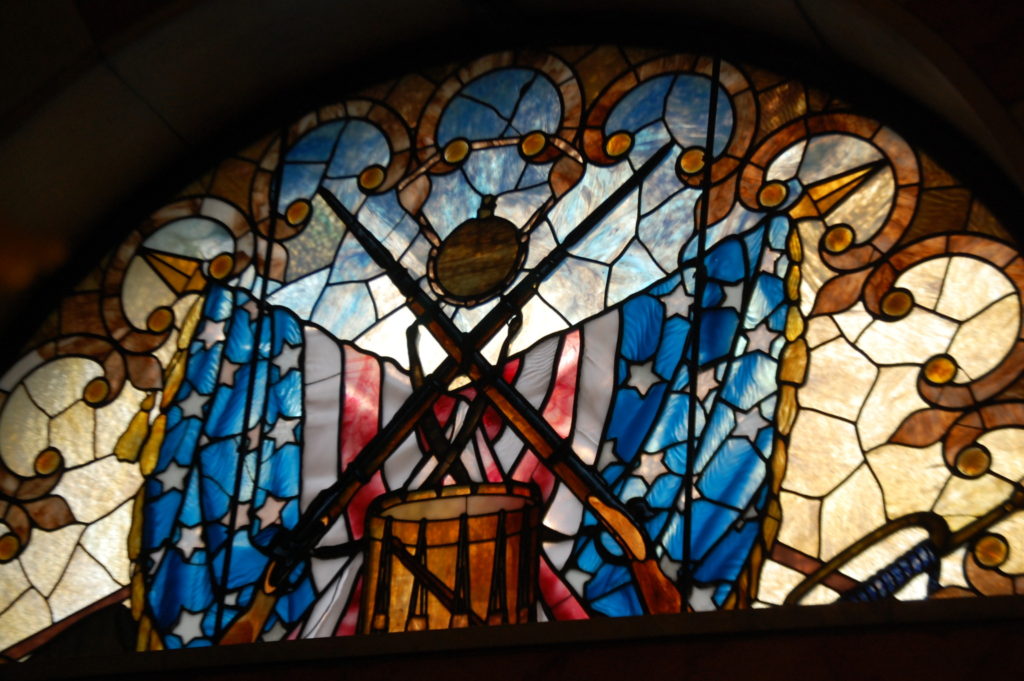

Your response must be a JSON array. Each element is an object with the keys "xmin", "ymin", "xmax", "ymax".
[{"xmin": 360, "ymin": 483, "xmax": 542, "ymax": 633}]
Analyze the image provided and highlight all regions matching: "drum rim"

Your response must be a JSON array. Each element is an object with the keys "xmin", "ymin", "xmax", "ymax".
[{"xmin": 369, "ymin": 481, "xmax": 542, "ymax": 517}]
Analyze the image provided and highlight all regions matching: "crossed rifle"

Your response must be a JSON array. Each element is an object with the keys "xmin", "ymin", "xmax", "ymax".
[{"xmin": 221, "ymin": 142, "xmax": 682, "ymax": 642}]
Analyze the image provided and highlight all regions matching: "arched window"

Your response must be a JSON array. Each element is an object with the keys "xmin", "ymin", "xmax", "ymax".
[{"xmin": 1, "ymin": 44, "xmax": 1021, "ymax": 658}]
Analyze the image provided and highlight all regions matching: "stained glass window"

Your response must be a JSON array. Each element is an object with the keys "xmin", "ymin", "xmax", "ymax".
[{"xmin": 2, "ymin": 45, "xmax": 1022, "ymax": 658}]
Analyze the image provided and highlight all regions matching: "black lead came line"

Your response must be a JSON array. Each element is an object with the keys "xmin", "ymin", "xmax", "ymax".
[{"xmin": 683, "ymin": 55, "xmax": 722, "ymax": 607}]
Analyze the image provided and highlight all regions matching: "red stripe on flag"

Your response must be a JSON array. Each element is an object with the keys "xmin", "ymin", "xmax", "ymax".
[
  {"xmin": 346, "ymin": 470, "xmax": 386, "ymax": 540},
  {"xmin": 335, "ymin": 577, "xmax": 364, "ymax": 636},
  {"xmin": 340, "ymin": 346, "xmax": 380, "ymax": 471},
  {"xmin": 539, "ymin": 555, "xmax": 589, "ymax": 620},
  {"xmin": 542, "ymin": 330, "xmax": 580, "ymax": 438}
]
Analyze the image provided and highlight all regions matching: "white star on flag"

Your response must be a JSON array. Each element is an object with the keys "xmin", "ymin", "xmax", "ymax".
[
  {"xmin": 273, "ymin": 343, "xmax": 301, "ymax": 373},
  {"xmin": 256, "ymin": 495, "xmax": 287, "ymax": 529},
  {"xmin": 177, "ymin": 390, "xmax": 207, "ymax": 419},
  {"xmin": 172, "ymin": 609, "xmax": 206, "ymax": 645},
  {"xmin": 660, "ymin": 285, "xmax": 692, "ymax": 318},
  {"xmin": 760, "ymin": 248, "xmax": 782, "ymax": 274},
  {"xmin": 634, "ymin": 451, "xmax": 668, "ymax": 485},
  {"xmin": 266, "ymin": 416, "xmax": 299, "ymax": 447},
  {"xmin": 745, "ymin": 322, "xmax": 776, "ymax": 355},
  {"xmin": 176, "ymin": 523, "xmax": 205, "ymax": 559},
  {"xmin": 627, "ymin": 360, "xmax": 661, "ymax": 396},
  {"xmin": 721, "ymin": 283, "xmax": 744, "ymax": 311},
  {"xmin": 689, "ymin": 584, "xmax": 718, "ymax": 612},
  {"xmin": 734, "ymin": 406, "xmax": 769, "ymax": 443},
  {"xmin": 196, "ymin": 319, "xmax": 226, "ymax": 349},
  {"xmin": 158, "ymin": 461, "xmax": 189, "ymax": 493}
]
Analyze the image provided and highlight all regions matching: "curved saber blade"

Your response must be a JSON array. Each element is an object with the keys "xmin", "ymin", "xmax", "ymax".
[{"xmin": 785, "ymin": 486, "xmax": 1024, "ymax": 605}]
